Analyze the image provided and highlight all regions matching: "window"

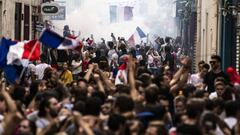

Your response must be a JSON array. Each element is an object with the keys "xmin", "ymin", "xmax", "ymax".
[
  {"xmin": 24, "ymin": 5, "xmax": 30, "ymax": 40},
  {"xmin": 0, "ymin": 2, "xmax": 2, "ymax": 36},
  {"xmin": 15, "ymin": 2, "xmax": 22, "ymax": 40}
]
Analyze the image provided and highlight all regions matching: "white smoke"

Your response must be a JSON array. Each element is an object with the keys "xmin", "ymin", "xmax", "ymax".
[{"xmin": 52, "ymin": 0, "xmax": 177, "ymax": 42}]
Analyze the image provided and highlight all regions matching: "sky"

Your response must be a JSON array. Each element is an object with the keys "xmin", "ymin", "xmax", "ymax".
[{"xmin": 52, "ymin": 0, "xmax": 178, "ymax": 42}]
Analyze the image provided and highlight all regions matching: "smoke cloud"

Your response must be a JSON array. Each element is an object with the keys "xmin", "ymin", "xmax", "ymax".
[{"xmin": 52, "ymin": 0, "xmax": 177, "ymax": 42}]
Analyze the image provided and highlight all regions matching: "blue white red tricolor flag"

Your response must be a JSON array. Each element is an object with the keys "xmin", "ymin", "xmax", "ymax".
[
  {"xmin": 7, "ymin": 40, "xmax": 40, "ymax": 65},
  {"xmin": 0, "ymin": 37, "xmax": 39, "ymax": 83},
  {"xmin": 39, "ymin": 29, "xmax": 82, "ymax": 50},
  {"xmin": 128, "ymin": 26, "xmax": 146, "ymax": 46}
]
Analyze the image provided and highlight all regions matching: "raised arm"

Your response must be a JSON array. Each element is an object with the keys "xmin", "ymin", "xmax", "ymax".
[
  {"xmin": 3, "ymin": 112, "xmax": 23, "ymax": 135},
  {"xmin": 169, "ymin": 66, "xmax": 185, "ymax": 87},
  {"xmin": 170, "ymin": 70, "xmax": 189, "ymax": 95},
  {"xmin": 128, "ymin": 56, "xmax": 139, "ymax": 101},
  {"xmin": 73, "ymin": 112, "xmax": 94, "ymax": 135},
  {"xmin": 94, "ymin": 73, "xmax": 105, "ymax": 94},
  {"xmin": 90, "ymin": 34, "xmax": 95, "ymax": 44},
  {"xmin": 1, "ymin": 81, "xmax": 22, "ymax": 135},
  {"xmin": 1, "ymin": 81, "xmax": 17, "ymax": 113},
  {"xmin": 99, "ymin": 69, "xmax": 116, "ymax": 91},
  {"xmin": 170, "ymin": 57, "xmax": 191, "ymax": 95},
  {"xmin": 84, "ymin": 64, "xmax": 94, "ymax": 82},
  {"xmin": 81, "ymin": 45, "xmax": 85, "ymax": 60},
  {"xmin": 111, "ymin": 33, "xmax": 117, "ymax": 45}
]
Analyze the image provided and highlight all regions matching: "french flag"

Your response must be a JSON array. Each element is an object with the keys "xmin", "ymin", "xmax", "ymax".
[
  {"xmin": 128, "ymin": 26, "xmax": 146, "ymax": 46},
  {"xmin": 0, "ymin": 37, "xmax": 39, "ymax": 83},
  {"xmin": 7, "ymin": 40, "xmax": 40, "ymax": 65},
  {"xmin": 39, "ymin": 29, "xmax": 82, "ymax": 50},
  {"xmin": 115, "ymin": 63, "xmax": 128, "ymax": 85}
]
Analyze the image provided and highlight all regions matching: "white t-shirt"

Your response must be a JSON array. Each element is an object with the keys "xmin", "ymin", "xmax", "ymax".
[
  {"xmin": 115, "ymin": 69, "xmax": 127, "ymax": 85},
  {"xmin": 36, "ymin": 118, "xmax": 50, "ymax": 129},
  {"xmin": 147, "ymin": 54, "xmax": 159, "ymax": 69},
  {"xmin": 35, "ymin": 63, "xmax": 51, "ymax": 80},
  {"xmin": 215, "ymin": 117, "xmax": 236, "ymax": 135},
  {"xmin": 188, "ymin": 73, "xmax": 203, "ymax": 86},
  {"xmin": 108, "ymin": 49, "xmax": 116, "ymax": 63},
  {"xmin": 224, "ymin": 117, "xmax": 237, "ymax": 129},
  {"xmin": 209, "ymin": 92, "xmax": 218, "ymax": 100},
  {"xmin": 71, "ymin": 60, "xmax": 82, "ymax": 74}
]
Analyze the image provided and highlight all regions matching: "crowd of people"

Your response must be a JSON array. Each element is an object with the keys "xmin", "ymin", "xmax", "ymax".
[{"xmin": 0, "ymin": 28, "xmax": 240, "ymax": 135}]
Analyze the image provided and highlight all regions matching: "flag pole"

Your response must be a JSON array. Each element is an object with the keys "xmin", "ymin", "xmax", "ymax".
[{"xmin": 19, "ymin": 41, "xmax": 39, "ymax": 81}]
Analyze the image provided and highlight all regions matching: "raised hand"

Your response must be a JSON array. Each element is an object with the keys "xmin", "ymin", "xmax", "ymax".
[
  {"xmin": 128, "ymin": 55, "xmax": 136, "ymax": 70},
  {"xmin": 111, "ymin": 33, "xmax": 115, "ymax": 38},
  {"xmin": 88, "ymin": 64, "xmax": 94, "ymax": 70},
  {"xmin": 180, "ymin": 56, "xmax": 191, "ymax": 68},
  {"xmin": 93, "ymin": 74, "xmax": 100, "ymax": 81}
]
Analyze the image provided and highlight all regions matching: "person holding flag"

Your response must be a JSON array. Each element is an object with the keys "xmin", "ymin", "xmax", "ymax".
[{"xmin": 0, "ymin": 37, "xmax": 40, "ymax": 84}]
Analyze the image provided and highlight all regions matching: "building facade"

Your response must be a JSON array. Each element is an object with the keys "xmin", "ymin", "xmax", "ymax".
[
  {"xmin": 0, "ymin": 0, "xmax": 42, "ymax": 40},
  {"xmin": 195, "ymin": 0, "xmax": 240, "ymax": 72},
  {"xmin": 175, "ymin": 0, "xmax": 198, "ymax": 70},
  {"xmin": 195, "ymin": 0, "xmax": 219, "ymax": 69}
]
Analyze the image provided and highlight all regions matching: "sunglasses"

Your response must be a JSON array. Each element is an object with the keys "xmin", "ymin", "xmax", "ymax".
[
  {"xmin": 101, "ymin": 106, "xmax": 111, "ymax": 110},
  {"xmin": 210, "ymin": 61, "xmax": 217, "ymax": 64}
]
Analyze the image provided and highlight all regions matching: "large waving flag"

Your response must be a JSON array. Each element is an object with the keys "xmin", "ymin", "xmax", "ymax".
[
  {"xmin": 136, "ymin": 26, "xmax": 146, "ymax": 38},
  {"xmin": 39, "ymin": 29, "xmax": 82, "ymax": 50},
  {"xmin": 128, "ymin": 34, "xmax": 135, "ymax": 46},
  {"xmin": 128, "ymin": 26, "xmax": 146, "ymax": 46},
  {"xmin": 0, "ymin": 38, "xmax": 24, "ymax": 83},
  {"xmin": 0, "ymin": 37, "xmax": 39, "ymax": 83},
  {"xmin": 7, "ymin": 40, "xmax": 40, "ymax": 65},
  {"xmin": 2, "ymin": 64, "xmax": 23, "ymax": 84},
  {"xmin": 0, "ymin": 38, "xmax": 17, "ymax": 67}
]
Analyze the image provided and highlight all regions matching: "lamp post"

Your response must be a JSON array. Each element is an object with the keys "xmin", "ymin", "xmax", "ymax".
[{"xmin": 221, "ymin": 0, "xmax": 239, "ymax": 17}]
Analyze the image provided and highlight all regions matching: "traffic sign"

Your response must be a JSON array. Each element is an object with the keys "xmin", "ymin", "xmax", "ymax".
[{"xmin": 41, "ymin": 3, "xmax": 60, "ymax": 15}]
